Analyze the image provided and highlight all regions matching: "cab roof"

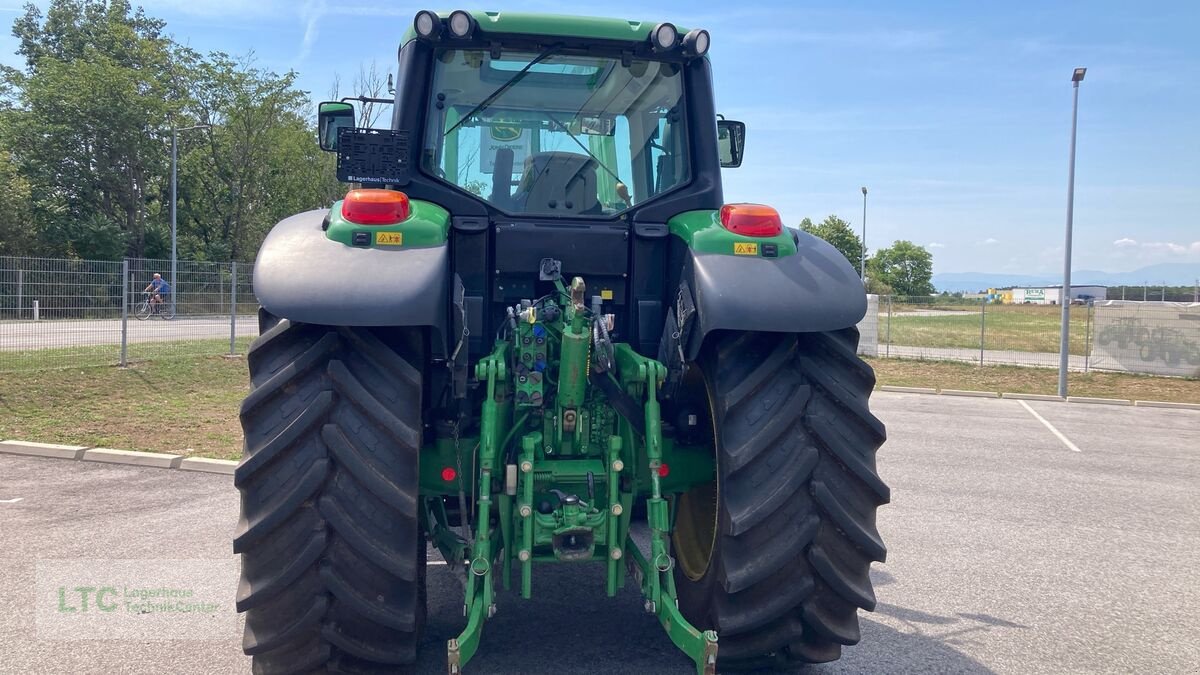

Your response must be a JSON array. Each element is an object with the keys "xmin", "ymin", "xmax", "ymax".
[{"xmin": 401, "ymin": 10, "xmax": 685, "ymax": 46}]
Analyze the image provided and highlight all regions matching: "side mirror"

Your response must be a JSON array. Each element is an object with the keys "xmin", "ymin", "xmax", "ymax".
[
  {"xmin": 717, "ymin": 119, "xmax": 745, "ymax": 168},
  {"xmin": 318, "ymin": 101, "xmax": 356, "ymax": 152}
]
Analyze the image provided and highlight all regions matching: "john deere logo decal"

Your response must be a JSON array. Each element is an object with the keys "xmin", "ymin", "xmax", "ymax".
[{"xmin": 491, "ymin": 125, "xmax": 522, "ymax": 142}]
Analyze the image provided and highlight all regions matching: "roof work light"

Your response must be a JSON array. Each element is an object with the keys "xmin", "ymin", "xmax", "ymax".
[
  {"xmin": 448, "ymin": 10, "xmax": 476, "ymax": 39},
  {"xmin": 413, "ymin": 10, "xmax": 440, "ymax": 40},
  {"xmin": 650, "ymin": 23, "xmax": 679, "ymax": 52}
]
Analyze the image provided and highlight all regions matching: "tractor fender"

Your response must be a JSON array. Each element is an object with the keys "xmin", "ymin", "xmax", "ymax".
[
  {"xmin": 253, "ymin": 209, "xmax": 448, "ymax": 343},
  {"xmin": 681, "ymin": 230, "xmax": 867, "ymax": 359}
]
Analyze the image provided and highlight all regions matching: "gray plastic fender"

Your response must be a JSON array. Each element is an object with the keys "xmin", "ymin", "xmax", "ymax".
[
  {"xmin": 253, "ymin": 209, "xmax": 448, "ymax": 340},
  {"xmin": 682, "ymin": 230, "xmax": 867, "ymax": 359}
]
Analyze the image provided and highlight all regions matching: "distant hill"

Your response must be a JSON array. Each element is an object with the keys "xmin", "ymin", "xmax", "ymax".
[{"xmin": 933, "ymin": 263, "xmax": 1200, "ymax": 293}]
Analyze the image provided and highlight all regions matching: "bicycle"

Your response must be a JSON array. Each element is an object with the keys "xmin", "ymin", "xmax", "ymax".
[{"xmin": 134, "ymin": 292, "xmax": 176, "ymax": 320}]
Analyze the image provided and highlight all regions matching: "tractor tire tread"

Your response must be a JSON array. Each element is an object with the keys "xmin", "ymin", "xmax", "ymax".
[
  {"xmin": 674, "ymin": 328, "xmax": 887, "ymax": 669},
  {"xmin": 235, "ymin": 322, "xmax": 424, "ymax": 673}
]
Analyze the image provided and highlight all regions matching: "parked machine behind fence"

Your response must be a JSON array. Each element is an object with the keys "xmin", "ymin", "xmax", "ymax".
[{"xmin": 234, "ymin": 11, "xmax": 888, "ymax": 674}]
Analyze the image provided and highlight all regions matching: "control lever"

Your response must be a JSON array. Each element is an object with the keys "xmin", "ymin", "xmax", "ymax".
[{"xmin": 549, "ymin": 488, "xmax": 588, "ymax": 509}]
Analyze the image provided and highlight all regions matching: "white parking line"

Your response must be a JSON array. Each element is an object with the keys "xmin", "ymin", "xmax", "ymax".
[
  {"xmin": 1018, "ymin": 400, "xmax": 1082, "ymax": 453},
  {"xmin": 0, "ymin": 497, "xmax": 23, "ymax": 503}
]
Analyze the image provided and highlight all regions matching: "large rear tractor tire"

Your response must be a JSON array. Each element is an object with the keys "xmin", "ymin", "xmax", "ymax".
[
  {"xmin": 234, "ymin": 318, "xmax": 426, "ymax": 674},
  {"xmin": 672, "ymin": 328, "xmax": 889, "ymax": 669}
]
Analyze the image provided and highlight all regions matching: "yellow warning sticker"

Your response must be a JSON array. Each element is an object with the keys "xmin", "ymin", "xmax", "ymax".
[
  {"xmin": 601, "ymin": 289, "xmax": 614, "ymax": 300},
  {"xmin": 733, "ymin": 242, "xmax": 759, "ymax": 256},
  {"xmin": 375, "ymin": 231, "xmax": 403, "ymax": 246}
]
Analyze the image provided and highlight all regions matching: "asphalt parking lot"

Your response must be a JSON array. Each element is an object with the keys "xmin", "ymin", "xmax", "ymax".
[{"xmin": 2, "ymin": 391, "xmax": 1198, "ymax": 674}]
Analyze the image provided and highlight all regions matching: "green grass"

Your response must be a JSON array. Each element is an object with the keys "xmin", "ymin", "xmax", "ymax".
[
  {"xmin": 867, "ymin": 356, "xmax": 1200, "ymax": 403},
  {"xmin": 1, "ymin": 337, "xmax": 251, "ymax": 372},
  {"xmin": 0, "ymin": 346, "xmax": 251, "ymax": 460},
  {"xmin": 881, "ymin": 304, "xmax": 1093, "ymax": 355},
  {"xmin": 3, "ymin": 344, "xmax": 1196, "ymax": 464}
]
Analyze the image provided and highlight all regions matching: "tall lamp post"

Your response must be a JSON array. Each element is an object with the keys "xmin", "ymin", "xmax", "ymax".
[
  {"xmin": 1058, "ymin": 67, "xmax": 1086, "ymax": 398},
  {"xmin": 170, "ymin": 124, "xmax": 211, "ymax": 307},
  {"xmin": 860, "ymin": 186, "xmax": 868, "ymax": 283}
]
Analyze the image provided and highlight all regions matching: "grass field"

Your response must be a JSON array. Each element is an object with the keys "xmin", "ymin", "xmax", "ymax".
[
  {"xmin": 881, "ymin": 303, "xmax": 1093, "ymax": 355},
  {"xmin": 866, "ymin": 357, "xmax": 1200, "ymax": 403},
  {"xmin": 3, "ymin": 349, "xmax": 1197, "ymax": 461},
  {"xmin": 0, "ymin": 336, "xmax": 252, "ymax": 372},
  {"xmin": 0, "ymin": 343, "xmax": 251, "ymax": 460}
]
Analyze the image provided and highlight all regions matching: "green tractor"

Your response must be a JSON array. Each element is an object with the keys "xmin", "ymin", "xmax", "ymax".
[{"xmin": 235, "ymin": 10, "xmax": 888, "ymax": 674}]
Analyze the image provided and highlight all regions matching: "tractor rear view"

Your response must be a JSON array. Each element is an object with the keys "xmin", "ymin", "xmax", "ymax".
[{"xmin": 235, "ymin": 10, "xmax": 888, "ymax": 673}]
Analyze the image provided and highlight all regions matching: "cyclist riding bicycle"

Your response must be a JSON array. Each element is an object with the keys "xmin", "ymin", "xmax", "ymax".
[{"xmin": 143, "ymin": 273, "xmax": 171, "ymax": 309}]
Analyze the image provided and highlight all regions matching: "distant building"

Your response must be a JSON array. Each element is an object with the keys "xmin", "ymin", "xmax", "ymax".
[{"xmin": 1008, "ymin": 285, "xmax": 1107, "ymax": 305}]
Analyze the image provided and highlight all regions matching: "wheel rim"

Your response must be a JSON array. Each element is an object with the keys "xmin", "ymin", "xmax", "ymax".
[
  {"xmin": 673, "ymin": 374, "xmax": 720, "ymax": 582},
  {"xmin": 675, "ymin": 479, "xmax": 718, "ymax": 581}
]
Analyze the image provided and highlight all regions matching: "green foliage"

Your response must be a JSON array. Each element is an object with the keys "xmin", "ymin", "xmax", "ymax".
[
  {"xmin": 865, "ymin": 276, "xmax": 894, "ymax": 296},
  {"xmin": 868, "ymin": 240, "xmax": 935, "ymax": 296},
  {"xmin": 0, "ymin": 151, "xmax": 35, "ymax": 255},
  {"xmin": 799, "ymin": 215, "xmax": 864, "ymax": 272},
  {"xmin": 0, "ymin": 0, "xmax": 342, "ymax": 262}
]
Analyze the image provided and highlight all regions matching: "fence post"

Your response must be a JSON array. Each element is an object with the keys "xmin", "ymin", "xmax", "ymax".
[
  {"xmin": 885, "ymin": 295, "xmax": 892, "ymax": 357},
  {"xmin": 120, "ymin": 259, "xmax": 129, "ymax": 367},
  {"xmin": 16, "ymin": 268, "xmax": 22, "ymax": 319},
  {"xmin": 230, "ymin": 261, "xmax": 238, "ymax": 356},
  {"xmin": 1084, "ymin": 302, "xmax": 1092, "ymax": 373},
  {"xmin": 979, "ymin": 297, "xmax": 986, "ymax": 366}
]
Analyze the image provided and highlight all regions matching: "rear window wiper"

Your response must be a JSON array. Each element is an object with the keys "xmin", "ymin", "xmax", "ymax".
[{"xmin": 443, "ymin": 43, "xmax": 564, "ymax": 137}]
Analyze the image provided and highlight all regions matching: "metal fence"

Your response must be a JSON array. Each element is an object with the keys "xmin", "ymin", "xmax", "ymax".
[
  {"xmin": 857, "ymin": 295, "xmax": 1200, "ymax": 378},
  {"xmin": 5, "ymin": 257, "xmax": 1198, "ymax": 379},
  {"xmin": 1, "ymin": 256, "xmax": 258, "ymax": 372}
]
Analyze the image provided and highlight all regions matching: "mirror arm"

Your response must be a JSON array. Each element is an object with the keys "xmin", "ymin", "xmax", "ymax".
[{"xmin": 341, "ymin": 96, "xmax": 395, "ymax": 106}]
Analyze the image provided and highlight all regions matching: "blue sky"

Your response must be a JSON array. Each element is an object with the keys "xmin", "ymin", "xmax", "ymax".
[{"xmin": 2, "ymin": 1, "xmax": 1197, "ymax": 275}]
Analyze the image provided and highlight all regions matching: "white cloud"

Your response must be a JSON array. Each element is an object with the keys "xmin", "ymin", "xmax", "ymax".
[
  {"xmin": 1142, "ymin": 241, "xmax": 1190, "ymax": 254},
  {"xmin": 1113, "ymin": 238, "xmax": 1138, "ymax": 247},
  {"xmin": 927, "ymin": 242, "xmax": 945, "ymax": 248},
  {"xmin": 297, "ymin": 0, "xmax": 327, "ymax": 63},
  {"xmin": 980, "ymin": 237, "xmax": 999, "ymax": 245}
]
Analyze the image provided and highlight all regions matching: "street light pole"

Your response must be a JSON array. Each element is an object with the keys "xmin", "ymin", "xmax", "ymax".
[
  {"xmin": 170, "ymin": 124, "xmax": 210, "ymax": 310},
  {"xmin": 1058, "ymin": 67, "xmax": 1086, "ymax": 398},
  {"xmin": 860, "ymin": 186, "xmax": 868, "ymax": 284},
  {"xmin": 170, "ymin": 127, "xmax": 177, "ymax": 298}
]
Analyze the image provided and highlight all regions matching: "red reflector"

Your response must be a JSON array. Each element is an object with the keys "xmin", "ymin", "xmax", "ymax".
[
  {"xmin": 719, "ymin": 203, "xmax": 783, "ymax": 237},
  {"xmin": 342, "ymin": 189, "xmax": 411, "ymax": 225},
  {"xmin": 441, "ymin": 467, "xmax": 457, "ymax": 482},
  {"xmin": 657, "ymin": 463, "xmax": 670, "ymax": 478}
]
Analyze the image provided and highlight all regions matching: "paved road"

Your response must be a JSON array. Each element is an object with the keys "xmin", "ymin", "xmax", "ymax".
[
  {"xmin": 2, "ymin": 392, "xmax": 1198, "ymax": 673},
  {"xmin": 0, "ymin": 316, "xmax": 259, "ymax": 351}
]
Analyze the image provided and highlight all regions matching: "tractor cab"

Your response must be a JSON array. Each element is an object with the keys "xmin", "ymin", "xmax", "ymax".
[{"xmin": 317, "ymin": 12, "xmax": 746, "ymax": 362}]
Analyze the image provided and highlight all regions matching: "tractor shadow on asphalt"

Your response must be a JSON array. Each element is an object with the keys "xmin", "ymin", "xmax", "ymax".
[
  {"xmin": 407, "ymin": 560, "xmax": 1006, "ymax": 673},
  {"xmin": 802, "ymin": 567, "xmax": 1025, "ymax": 674}
]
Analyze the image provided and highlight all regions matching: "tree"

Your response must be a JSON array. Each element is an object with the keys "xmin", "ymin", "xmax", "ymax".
[
  {"xmin": 176, "ymin": 52, "xmax": 341, "ymax": 260},
  {"xmin": 799, "ymin": 215, "xmax": 864, "ymax": 273},
  {"xmin": 867, "ymin": 240, "xmax": 935, "ymax": 296},
  {"xmin": 0, "ymin": 1, "xmax": 343, "ymax": 262},
  {"xmin": 3, "ymin": 0, "xmax": 182, "ymax": 257},
  {"xmin": 0, "ymin": 150, "xmax": 35, "ymax": 256}
]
